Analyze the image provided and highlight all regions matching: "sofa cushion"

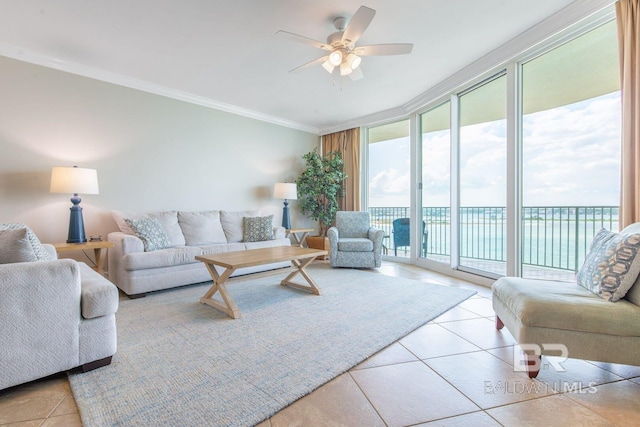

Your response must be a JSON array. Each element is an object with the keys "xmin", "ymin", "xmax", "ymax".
[
  {"xmin": 338, "ymin": 238, "xmax": 374, "ymax": 252},
  {"xmin": 577, "ymin": 228, "xmax": 640, "ymax": 301},
  {"xmin": 112, "ymin": 210, "xmax": 186, "ymax": 246},
  {"xmin": 123, "ymin": 246, "xmax": 203, "ymax": 270},
  {"xmin": 0, "ymin": 223, "xmax": 54, "ymax": 261},
  {"xmin": 492, "ymin": 277, "xmax": 640, "ymax": 337},
  {"xmin": 245, "ymin": 238, "xmax": 291, "ymax": 250},
  {"xmin": 221, "ymin": 210, "xmax": 260, "ymax": 243},
  {"xmin": 178, "ymin": 211, "xmax": 227, "ymax": 246},
  {"xmin": 0, "ymin": 228, "xmax": 38, "ymax": 264},
  {"xmin": 200, "ymin": 242, "xmax": 246, "ymax": 255},
  {"xmin": 125, "ymin": 218, "xmax": 172, "ymax": 252},
  {"xmin": 243, "ymin": 215, "xmax": 273, "ymax": 242}
]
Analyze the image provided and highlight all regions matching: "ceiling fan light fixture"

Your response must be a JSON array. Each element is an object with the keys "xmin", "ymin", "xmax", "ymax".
[
  {"xmin": 322, "ymin": 60, "xmax": 335, "ymax": 74},
  {"xmin": 346, "ymin": 53, "xmax": 361, "ymax": 70},
  {"xmin": 340, "ymin": 62, "xmax": 353, "ymax": 76},
  {"xmin": 328, "ymin": 50, "xmax": 343, "ymax": 66}
]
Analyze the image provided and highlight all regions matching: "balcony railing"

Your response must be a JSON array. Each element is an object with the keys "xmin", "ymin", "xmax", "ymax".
[{"xmin": 370, "ymin": 206, "xmax": 619, "ymax": 272}]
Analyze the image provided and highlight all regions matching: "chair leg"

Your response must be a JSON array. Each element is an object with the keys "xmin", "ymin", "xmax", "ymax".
[
  {"xmin": 524, "ymin": 354, "xmax": 541, "ymax": 378},
  {"xmin": 496, "ymin": 316, "xmax": 504, "ymax": 330}
]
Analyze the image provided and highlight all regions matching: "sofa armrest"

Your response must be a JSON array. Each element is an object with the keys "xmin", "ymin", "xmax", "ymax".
[
  {"xmin": 42, "ymin": 243, "xmax": 57, "ymax": 260},
  {"xmin": 327, "ymin": 227, "xmax": 339, "ymax": 262},
  {"xmin": 108, "ymin": 231, "xmax": 144, "ymax": 254},
  {"xmin": 273, "ymin": 226, "xmax": 285, "ymax": 239},
  {"xmin": 108, "ymin": 231, "xmax": 143, "ymax": 289}
]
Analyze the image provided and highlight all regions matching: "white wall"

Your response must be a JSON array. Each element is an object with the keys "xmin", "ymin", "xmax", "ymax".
[{"xmin": 0, "ymin": 56, "xmax": 319, "ymax": 252}]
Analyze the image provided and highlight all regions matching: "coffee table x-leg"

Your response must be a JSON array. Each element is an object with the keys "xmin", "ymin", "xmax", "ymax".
[
  {"xmin": 198, "ymin": 248, "xmax": 325, "ymax": 319},
  {"xmin": 280, "ymin": 256, "xmax": 323, "ymax": 295}
]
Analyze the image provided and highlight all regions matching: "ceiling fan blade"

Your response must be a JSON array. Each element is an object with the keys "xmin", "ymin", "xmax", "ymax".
[
  {"xmin": 289, "ymin": 55, "xmax": 329, "ymax": 73},
  {"xmin": 354, "ymin": 43, "xmax": 414, "ymax": 56},
  {"xmin": 349, "ymin": 67, "xmax": 364, "ymax": 81},
  {"xmin": 276, "ymin": 30, "xmax": 332, "ymax": 51},
  {"xmin": 341, "ymin": 6, "xmax": 376, "ymax": 46}
]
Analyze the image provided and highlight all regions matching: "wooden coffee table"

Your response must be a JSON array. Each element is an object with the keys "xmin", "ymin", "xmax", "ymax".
[{"xmin": 195, "ymin": 246, "xmax": 328, "ymax": 319}]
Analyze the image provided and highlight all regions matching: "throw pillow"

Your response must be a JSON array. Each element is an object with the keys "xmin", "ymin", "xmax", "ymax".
[
  {"xmin": 0, "ymin": 228, "xmax": 39, "ymax": 264},
  {"xmin": 577, "ymin": 228, "xmax": 640, "ymax": 301},
  {"xmin": 243, "ymin": 215, "xmax": 274, "ymax": 242},
  {"xmin": 124, "ymin": 218, "xmax": 172, "ymax": 252},
  {"xmin": 0, "ymin": 223, "xmax": 54, "ymax": 261}
]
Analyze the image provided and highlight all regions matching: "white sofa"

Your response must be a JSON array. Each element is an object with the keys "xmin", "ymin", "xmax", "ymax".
[
  {"xmin": 0, "ymin": 237, "xmax": 118, "ymax": 390},
  {"xmin": 108, "ymin": 210, "xmax": 291, "ymax": 297}
]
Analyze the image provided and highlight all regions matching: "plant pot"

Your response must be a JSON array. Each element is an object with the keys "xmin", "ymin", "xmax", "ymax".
[{"xmin": 306, "ymin": 235, "xmax": 330, "ymax": 260}]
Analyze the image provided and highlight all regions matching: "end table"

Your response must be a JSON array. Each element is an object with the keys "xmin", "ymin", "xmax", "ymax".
[
  {"xmin": 52, "ymin": 241, "xmax": 114, "ymax": 277},
  {"xmin": 286, "ymin": 228, "xmax": 314, "ymax": 248}
]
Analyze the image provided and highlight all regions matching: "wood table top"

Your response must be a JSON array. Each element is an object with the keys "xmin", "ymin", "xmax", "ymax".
[{"xmin": 195, "ymin": 246, "xmax": 327, "ymax": 269}]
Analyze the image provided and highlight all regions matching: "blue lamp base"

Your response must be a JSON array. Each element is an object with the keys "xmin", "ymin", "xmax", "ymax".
[
  {"xmin": 282, "ymin": 200, "xmax": 291, "ymax": 230},
  {"xmin": 67, "ymin": 194, "xmax": 87, "ymax": 243}
]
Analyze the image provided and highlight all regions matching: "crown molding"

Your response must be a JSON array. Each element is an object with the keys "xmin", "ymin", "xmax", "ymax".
[{"xmin": 0, "ymin": 43, "xmax": 320, "ymax": 135}]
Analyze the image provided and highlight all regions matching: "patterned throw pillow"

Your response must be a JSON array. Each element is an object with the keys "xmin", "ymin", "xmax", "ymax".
[
  {"xmin": 0, "ymin": 228, "xmax": 39, "ymax": 264},
  {"xmin": 243, "ymin": 215, "xmax": 274, "ymax": 242},
  {"xmin": 0, "ymin": 223, "xmax": 54, "ymax": 261},
  {"xmin": 124, "ymin": 218, "xmax": 171, "ymax": 252},
  {"xmin": 577, "ymin": 228, "xmax": 640, "ymax": 301}
]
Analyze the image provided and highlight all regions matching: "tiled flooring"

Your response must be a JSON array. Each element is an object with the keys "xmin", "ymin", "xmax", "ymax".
[{"xmin": 2, "ymin": 261, "xmax": 640, "ymax": 426}]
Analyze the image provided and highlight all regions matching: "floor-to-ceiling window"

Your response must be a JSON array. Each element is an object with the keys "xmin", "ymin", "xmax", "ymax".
[
  {"xmin": 367, "ymin": 120, "xmax": 411, "ymax": 258},
  {"xmin": 520, "ymin": 19, "xmax": 620, "ymax": 280},
  {"xmin": 420, "ymin": 101, "xmax": 451, "ymax": 264},
  {"xmin": 365, "ymin": 10, "xmax": 620, "ymax": 283},
  {"xmin": 458, "ymin": 74, "xmax": 507, "ymax": 277}
]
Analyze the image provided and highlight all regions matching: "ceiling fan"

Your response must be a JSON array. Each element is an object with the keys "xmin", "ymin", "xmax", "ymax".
[{"xmin": 276, "ymin": 5, "xmax": 413, "ymax": 81}]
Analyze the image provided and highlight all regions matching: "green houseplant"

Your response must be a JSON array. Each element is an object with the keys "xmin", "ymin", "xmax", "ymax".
[{"xmin": 296, "ymin": 149, "xmax": 347, "ymax": 239}]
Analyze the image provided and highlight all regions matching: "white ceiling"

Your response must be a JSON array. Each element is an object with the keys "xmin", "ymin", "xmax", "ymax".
[{"xmin": 0, "ymin": 0, "xmax": 602, "ymax": 134}]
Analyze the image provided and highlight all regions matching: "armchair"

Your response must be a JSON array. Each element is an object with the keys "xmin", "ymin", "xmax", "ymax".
[
  {"xmin": 327, "ymin": 211, "xmax": 384, "ymax": 268},
  {"xmin": 0, "ymin": 233, "xmax": 118, "ymax": 390}
]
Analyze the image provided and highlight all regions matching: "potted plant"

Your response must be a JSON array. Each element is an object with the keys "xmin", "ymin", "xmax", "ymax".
[{"xmin": 296, "ymin": 149, "xmax": 347, "ymax": 253}]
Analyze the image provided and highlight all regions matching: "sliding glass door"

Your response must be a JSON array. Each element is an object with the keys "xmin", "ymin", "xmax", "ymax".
[
  {"xmin": 420, "ymin": 101, "xmax": 451, "ymax": 263},
  {"xmin": 367, "ymin": 120, "xmax": 411, "ymax": 258},
  {"xmin": 458, "ymin": 74, "xmax": 507, "ymax": 277},
  {"xmin": 520, "ymin": 20, "xmax": 620, "ymax": 280}
]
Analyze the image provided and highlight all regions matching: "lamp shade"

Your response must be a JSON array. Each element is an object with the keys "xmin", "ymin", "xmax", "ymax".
[
  {"xmin": 50, "ymin": 166, "xmax": 99, "ymax": 195},
  {"xmin": 274, "ymin": 183, "xmax": 297, "ymax": 200}
]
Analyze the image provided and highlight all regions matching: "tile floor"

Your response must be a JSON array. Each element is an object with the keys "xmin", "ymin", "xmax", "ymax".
[{"xmin": 2, "ymin": 261, "xmax": 640, "ymax": 426}]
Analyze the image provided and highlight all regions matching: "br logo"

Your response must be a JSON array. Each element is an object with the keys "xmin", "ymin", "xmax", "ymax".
[{"xmin": 514, "ymin": 344, "xmax": 569, "ymax": 372}]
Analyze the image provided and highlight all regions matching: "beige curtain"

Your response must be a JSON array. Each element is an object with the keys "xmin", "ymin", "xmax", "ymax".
[
  {"xmin": 617, "ymin": 0, "xmax": 640, "ymax": 228},
  {"xmin": 321, "ymin": 128, "xmax": 360, "ymax": 211}
]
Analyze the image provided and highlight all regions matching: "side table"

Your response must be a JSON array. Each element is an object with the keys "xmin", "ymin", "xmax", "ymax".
[
  {"xmin": 52, "ymin": 241, "xmax": 114, "ymax": 277},
  {"xmin": 286, "ymin": 228, "xmax": 314, "ymax": 248}
]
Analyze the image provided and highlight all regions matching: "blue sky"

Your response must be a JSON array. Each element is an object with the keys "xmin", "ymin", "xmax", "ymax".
[{"xmin": 369, "ymin": 91, "xmax": 621, "ymax": 208}]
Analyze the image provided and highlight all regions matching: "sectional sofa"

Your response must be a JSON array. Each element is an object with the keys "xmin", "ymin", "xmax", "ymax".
[{"xmin": 108, "ymin": 210, "xmax": 291, "ymax": 297}]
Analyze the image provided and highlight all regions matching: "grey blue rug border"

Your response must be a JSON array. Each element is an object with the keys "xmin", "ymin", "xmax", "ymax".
[{"xmin": 69, "ymin": 264, "xmax": 476, "ymax": 427}]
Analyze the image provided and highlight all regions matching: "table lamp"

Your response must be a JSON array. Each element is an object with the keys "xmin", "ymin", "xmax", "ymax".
[
  {"xmin": 274, "ymin": 182, "xmax": 297, "ymax": 230},
  {"xmin": 50, "ymin": 166, "xmax": 99, "ymax": 243}
]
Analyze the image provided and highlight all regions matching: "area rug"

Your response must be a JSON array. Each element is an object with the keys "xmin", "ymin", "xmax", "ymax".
[{"xmin": 69, "ymin": 263, "xmax": 475, "ymax": 427}]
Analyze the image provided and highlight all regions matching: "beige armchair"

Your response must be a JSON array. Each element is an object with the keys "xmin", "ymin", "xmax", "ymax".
[{"xmin": 492, "ymin": 223, "xmax": 640, "ymax": 378}]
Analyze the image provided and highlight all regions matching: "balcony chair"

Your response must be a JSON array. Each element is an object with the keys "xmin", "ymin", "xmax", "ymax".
[
  {"xmin": 327, "ymin": 211, "xmax": 384, "ymax": 268},
  {"xmin": 392, "ymin": 218, "xmax": 428, "ymax": 257}
]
